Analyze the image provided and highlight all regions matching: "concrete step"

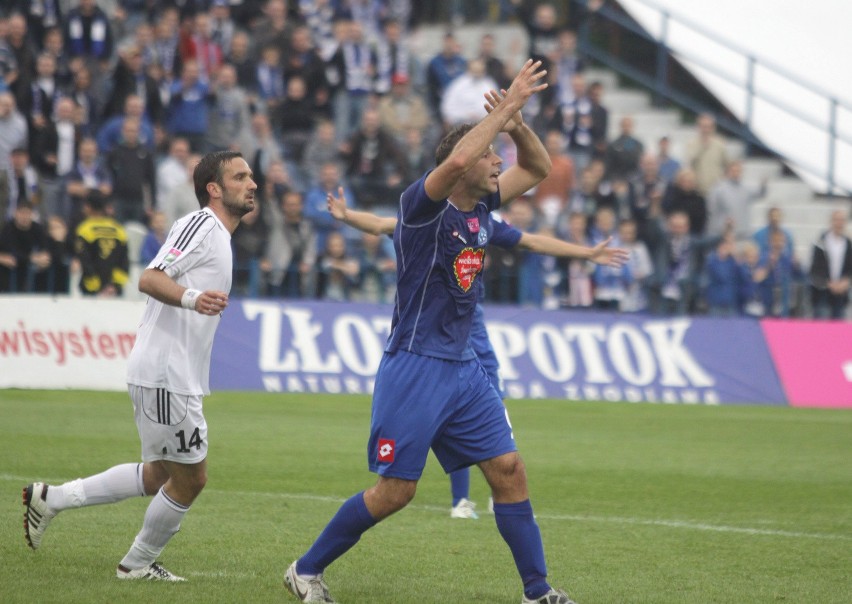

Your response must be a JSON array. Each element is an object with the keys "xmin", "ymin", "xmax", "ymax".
[
  {"xmin": 764, "ymin": 179, "xmax": 815, "ymax": 203},
  {"xmin": 741, "ymin": 157, "xmax": 783, "ymax": 181},
  {"xmin": 749, "ymin": 200, "xmax": 837, "ymax": 229},
  {"xmin": 603, "ymin": 89, "xmax": 652, "ymax": 113},
  {"xmin": 582, "ymin": 68, "xmax": 619, "ymax": 91}
]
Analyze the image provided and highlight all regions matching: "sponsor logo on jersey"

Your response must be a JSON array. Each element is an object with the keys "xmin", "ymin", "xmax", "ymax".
[
  {"xmin": 466, "ymin": 217, "xmax": 480, "ymax": 233},
  {"xmin": 452, "ymin": 230, "xmax": 467, "ymax": 244},
  {"xmin": 163, "ymin": 248, "xmax": 183, "ymax": 264},
  {"xmin": 377, "ymin": 438, "xmax": 395, "ymax": 462},
  {"xmin": 453, "ymin": 247, "xmax": 485, "ymax": 292}
]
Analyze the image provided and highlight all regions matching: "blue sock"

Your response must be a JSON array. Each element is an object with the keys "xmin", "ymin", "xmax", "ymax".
[
  {"xmin": 493, "ymin": 499, "xmax": 550, "ymax": 599},
  {"xmin": 297, "ymin": 492, "xmax": 377, "ymax": 575},
  {"xmin": 449, "ymin": 468, "xmax": 470, "ymax": 506}
]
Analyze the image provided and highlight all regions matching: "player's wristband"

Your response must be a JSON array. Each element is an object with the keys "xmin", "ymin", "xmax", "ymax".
[{"xmin": 181, "ymin": 288, "xmax": 202, "ymax": 310}]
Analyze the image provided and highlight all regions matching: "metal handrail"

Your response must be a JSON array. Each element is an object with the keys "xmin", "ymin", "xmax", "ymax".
[{"xmin": 574, "ymin": 0, "xmax": 852, "ymax": 195}]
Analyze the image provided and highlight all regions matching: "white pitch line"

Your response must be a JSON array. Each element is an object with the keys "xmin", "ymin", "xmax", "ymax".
[{"xmin": 3, "ymin": 474, "xmax": 849, "ymax": 542}]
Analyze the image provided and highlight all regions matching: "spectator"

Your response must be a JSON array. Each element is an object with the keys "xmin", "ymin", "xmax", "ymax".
[
  {"xmin": 618, "ymin": 218, "xmax": 652, "ymax": 313},
  {"xmin": 265, "ymin": 189, "xmax": 317, "ymax": 298},
  {"xmin": 302, "ymin": 118, "xmax": 341, "ymax": 184},
  {"xmin": 399, "ymin": 128, "xmax": 434, "ymax": 184},
  {"xmin": 63, "ymin": 0, "xmax": 113, "ymax": 68},
  {"xmin": 589, "ymin": 206, "xmax": 631, "ymax": 309},
  {"xmin": 440, "ymin": 58, "xmax": 499, "ymax": 128},
  {"xmin": 809, "ymin": 209, "xmax": 852, "ymax": 319},
  {"xmin": 702, "ymin": 234, "xmax": 742, "ymax": 317},
  {"xmin": 227, "ymin": 30, "xmax": 256, "ymax": 92},
  {"xmin": 510, "ymin": 0, "xmax": 560, "ymax": 66},
  {"xmin": 587, "ymin": 80, "xmax": 609, "ymax": 160},
  {"xmin": 139, "ymin": 210, "xmax": 168, "ymax": 265},
  {"xmin": 26, "ymin": 93, "xmax": 75, "ymax": 219},
  {"xmin": 38, "ymin": 214, "xmax": 72, "ymax": 294},
  {"xmin": 64, "ymin": 64, "xmax": 98, "ymax": 137},
  {"xmin": 377, "ymin": 72, "xmax": 430, "ymax": 145},
  {"xmin": 686, "ymin": 112, "xmax": 730, "ymax": 196},
  {"xmin": 283, "ymin": 24, "xmax": 329, "ymax": 115},
  {"xmin": 340, "ymin": 107, "xmax": 404, "ymax": 211},
  {"xmin": 303, "ymin": 161, "xmax": 356, "ymax": 251},
  {"xmin": 73, "ymin": 191, "xmax": 129, "ymax": 297},
  {"xmin": 106, "ymin": 116, "xmax": 156, "ymax": 224},
  {"xmin": 628, "ymin": 152, "xmax": 666, "ymax": 251},
  {"xmin": 0, "ymin": 92, "xmax": 27, "ymax": 223},
  {"xmin": 561, "ymin": 72, "xmax": 593, "ymax": 171},
  {"xmin": 166, "ymin": 59, "xmax": 210, "ymax": 152},
  {"xmin": 761, "ymin": 229, "xmax": 802, "ymax": 317},
  {"xmin": 150, "ymin": 10, "xmax": 181, "ymax": 81},
  {"xmin": 21, "ymin": 52, "xmax": 61, "ymax": 137},
  {"xmin": 651, "ymin": 211, "xmax": 696, "ymax": 316},
  {"xmin": 240, "ymin": 111, "xmax": 284, "ymax": 192},
  {"xmin": 178, "ymin": 11, "xmax": 224, "ymax": 85},
  {"xmin": 102, "ymin": 41, "xmax": 164, "ymax": 124},
  {"xmin": 551, "ymin": 28, "xmax": 584, "ymax": 104},
  {"xmin": 356, "ymin": 230, "xmax": 396, "ymax": 303},
  {"xmin": 425, "ymin": 32, "xmax": 466, "ymax": 119},
  {"xmin": 656, "ymin": 135, "xmax": 681, "ymax": 184},
  {"xmin": 7, "ymin": 147, "xmax": 41, "ymax": 221},
  {"xmin": 753, "ymin": 206, "xmax": 794, "ymax": 258},
  {"xmin": 96, "ymin": 94, "xmax": 156, "ymax": 154},
  {"xmin": 0, "ymin": 21, "xmax": 19, "ymax": 92},
  {"xmin": 326, "ymin": 19, "xmax": 377, "ymax": 142},
  {"xmin": 20, "ymin": 1, "xmax": 63, "ymax": 53},
  {"xmin": 737, "ymin": 240, "xmax": 769, "ymax": 317},
  {"xmin": 6, "ymin": 13, "xmax": 36, "ymax": 110},
  {"xmin": 706, "ymin": 159, "xmax": 766, "ymax": 242},
  {"xmin": 316, "ymin": 230, "xmax": 359, "ymax": 301},
  {"xmin": 508, "ymin": 196, "xmax": 548, "ymax": 306},
  {"xmin": 63, "ymin": 137, "xmax": 113, "ymax": 231},
  {"xmin": 252, "ymin": 0, "xmax": 293, "ymax": 59},
  {"xmin": 375, "ymin": 18, "xmax": 419, "ymax": 94},
  {"xmin": 274, "ymin": 75, "xmax": 316, "ymax": 164},
  {"xmin": 605, "ymin": 115, "xmax": 643, "ymax": 181},
  {"xmin": 254, "ymin": 44, "xmax": 286, "ymax": 116},
  {"xmin": 160, "ymin": 153, "xmax": 201, "ymax": 230},
  {"xmin": 477, "ymin": 32, "xmax": 511, "ymax": 91},
  {"xmin": 155, "ymin": 137, "xmax": 190, "ymax": 210},
  {"xmin": 0, "ymin": 201, "xmax": 50, "ymax": 293},
  {"xmin": 206, "ymin": 63, "xmax": 252, "ymax": 152},
  {"xmin": 232, "ymin": 198, "xmax": 269, "ymax": 297},
  {"xmin": 559, "ymin": 211, "xmax": 594, "ymax": 308},
  {"xmin": 209, "ymin": 0, "xmax": 237, "ymax": 55},
  {"xmin": 662, "ymin": 168, "xmax": 708, "ymax": 238}
]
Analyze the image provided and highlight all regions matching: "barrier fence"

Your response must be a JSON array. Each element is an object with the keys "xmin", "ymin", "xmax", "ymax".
[{"xmin": 0, "ymin": 296, "xmax": 849, "ymax": 408}]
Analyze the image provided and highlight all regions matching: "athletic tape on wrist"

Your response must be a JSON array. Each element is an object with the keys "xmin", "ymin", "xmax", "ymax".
[{"xmin": 181, "ymin": 288, "xmax": 202, "ymax": 310}]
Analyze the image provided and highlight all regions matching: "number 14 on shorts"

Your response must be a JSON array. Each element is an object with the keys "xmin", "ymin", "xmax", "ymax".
[{"xmin": 175, "ymin": 428, "xmax": 203, "ymax": 452}]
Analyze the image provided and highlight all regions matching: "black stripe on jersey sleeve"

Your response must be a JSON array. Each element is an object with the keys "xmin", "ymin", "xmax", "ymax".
[{"xmin": 174, "ymin": 213, "xmax": 211, "ymax": 251}]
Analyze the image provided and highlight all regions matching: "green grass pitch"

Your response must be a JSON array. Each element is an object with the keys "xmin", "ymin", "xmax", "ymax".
[{"xmin": 1, "ymin": 390, "xmax": 850, "ymax": 603}]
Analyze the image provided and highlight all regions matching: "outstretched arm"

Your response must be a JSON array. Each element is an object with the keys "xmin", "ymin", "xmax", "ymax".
[
  {"xmin": 327, "ymin": 186, "xmax": 396, "ymax": 235},
  {"xmin": 517, "ymin": 232, "xmax": 630, "ymax": 267}
]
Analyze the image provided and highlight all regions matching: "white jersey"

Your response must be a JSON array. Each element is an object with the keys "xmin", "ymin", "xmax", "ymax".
[{"xmin": 127, "ymin": 207, "xmax": 232, "ymax": 396}]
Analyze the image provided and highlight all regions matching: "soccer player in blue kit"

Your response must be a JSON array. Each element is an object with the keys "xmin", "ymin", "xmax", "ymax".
[
  {"xmin": 325, "ymin": 190, "xmax": 628, "ymax": 520},
  {"xmin": 284, "ymin": 59, "xmax": 579, "ymax": 604}
]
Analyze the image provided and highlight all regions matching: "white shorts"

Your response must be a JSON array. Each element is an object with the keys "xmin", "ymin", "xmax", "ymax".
[{"xmin": 129, "ymin": 385, "xmax": 208, "ymax": 464}]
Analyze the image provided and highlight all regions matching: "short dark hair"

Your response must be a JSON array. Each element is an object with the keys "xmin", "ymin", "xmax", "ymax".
[
  {"xmin": 434, "ymin": 123, "xmax": 475, "ymax": 166},
  {"xmin": 193, "ymin": 151, "xmax": 243, "ymax": 208}
]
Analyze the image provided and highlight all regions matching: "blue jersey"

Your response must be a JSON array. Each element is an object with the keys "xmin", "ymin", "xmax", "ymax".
[{"xmin": 387, "ymin": 173, "xmax": 501, "ymax": 360}]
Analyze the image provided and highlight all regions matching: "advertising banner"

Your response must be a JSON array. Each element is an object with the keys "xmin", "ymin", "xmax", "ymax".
[
  {"xmin": 761, "ymin": 319, "xmax": 852, "ymax": 407},
  {"xmin": 210, "ymin": 299, "xmax": 788, "ymax": 405}
]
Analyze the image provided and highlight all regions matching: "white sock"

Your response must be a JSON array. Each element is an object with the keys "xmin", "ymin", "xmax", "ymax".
[
  {"xmin": 46, "ymin": 463, "xmax": 145, "ymax": 511},
  {"xmin": 119, "ymin": 487, "xmax": 190, "ymax": 570}
]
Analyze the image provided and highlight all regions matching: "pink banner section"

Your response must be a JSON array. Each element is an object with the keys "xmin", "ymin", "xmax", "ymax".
[{"xmin": 761, "ymin": 319, "xmax": 852, "ymax": 408}]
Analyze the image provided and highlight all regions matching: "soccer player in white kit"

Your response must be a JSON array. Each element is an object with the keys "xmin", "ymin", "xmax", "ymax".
[{"xmin": 23, "ymin": 151, "xmax": 257, "ymax": 581}]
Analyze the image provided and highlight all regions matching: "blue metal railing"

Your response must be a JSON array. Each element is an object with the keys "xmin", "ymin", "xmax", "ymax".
[{"xmin": 574, "ymin": 0, "xmax": 852, "ymax": 195}]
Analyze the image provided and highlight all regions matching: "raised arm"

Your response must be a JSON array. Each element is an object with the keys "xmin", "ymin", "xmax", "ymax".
[
  {"xmin": 327, "ymin": 186, "xmax": 396, "ymax": 235},
  {"xmin": 517, "ymin": 232, "xmax": 630, "ymax": 267},
  {"xmin": 424, "ymin": 59, "xmax": 548, "ymax": 202},
  {"xmin": 484, "ymin": 89, "xmax": 551, "ymax": 203}
]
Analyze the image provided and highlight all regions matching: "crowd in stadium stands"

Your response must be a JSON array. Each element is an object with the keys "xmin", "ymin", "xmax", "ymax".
[{"xmin": 0, "ymin": 0, "xmax": 850, "ymax": 318}]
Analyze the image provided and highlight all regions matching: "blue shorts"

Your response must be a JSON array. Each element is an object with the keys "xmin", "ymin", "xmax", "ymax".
[{"xmin": 368, "ymin": 350, "xmax": 516, "ymax": 480}]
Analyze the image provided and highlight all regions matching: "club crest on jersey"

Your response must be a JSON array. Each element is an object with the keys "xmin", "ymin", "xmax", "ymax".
[
  {"xmin": 377, "ymin": 438, "xmax": 395, "ymax": 463},
  {"xmin": 163, "ymin": 248, "xmax": 182, "ymax": 264},
  {"xmin": 466, "ymin": 217, "xmax": 480, "ymax": 233},
  {"xmin": 453, "ymin": 247, "xmax": 485, "ymax": 292}
]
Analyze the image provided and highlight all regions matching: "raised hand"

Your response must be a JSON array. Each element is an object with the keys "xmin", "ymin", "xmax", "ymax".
[
  {"xmin": 326, "ymin": 186, "xmax": 348, "ymax": 221},
  {"xmin": 589, "ymin": 237, "xmax": 631, "ymax": 267},
  {"xmin": 501, "ymin": 59, "xmax": 548, "ymax": 114},
  {"xmin": 484, "ymin": 89, "xmax": 524, "ymax": 132}
]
